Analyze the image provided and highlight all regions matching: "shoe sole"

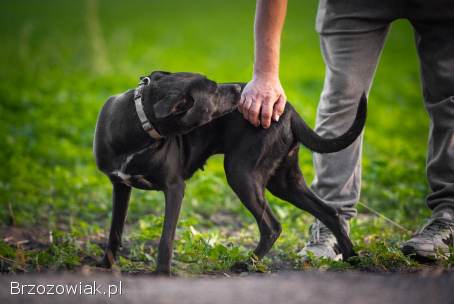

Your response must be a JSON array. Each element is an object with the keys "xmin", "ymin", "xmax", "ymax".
[
  {"xmin": 299, "ymin": 252, "xmax": 342, "ymax": 262},
  {"xmin": 401, "ymin": 244, "xmax": 442, "ymax": 261}
]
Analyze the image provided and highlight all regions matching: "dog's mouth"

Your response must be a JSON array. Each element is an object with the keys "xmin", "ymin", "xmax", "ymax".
[
  {"xmin": 215, "ymin": 84, "xmax": 243, "ymax": 115},
  {"xmin": 233, "ymin": 84, "xmax": 243, "ymax": 104},
  {"xmin": 233, "ymin": 83, "xmax": 243, "ymax": 94}
]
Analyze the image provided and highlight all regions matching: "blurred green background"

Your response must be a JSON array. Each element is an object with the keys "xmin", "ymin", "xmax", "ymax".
[{"xmin": 0, "ymin": 0, "xmax": 437, "ymax": 273}]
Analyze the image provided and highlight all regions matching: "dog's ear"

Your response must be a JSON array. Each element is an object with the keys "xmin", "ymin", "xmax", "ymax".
[
  {"xmin": 149, "ymin": 71, "xmax": 170, "ymax": 82},
  {"xmin": 153, "ymin": 94, "xmax": 195, "ymax": 119}
]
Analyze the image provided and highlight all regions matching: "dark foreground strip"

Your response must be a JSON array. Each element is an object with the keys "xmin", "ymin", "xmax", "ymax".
[{"xmin": 1, "ymin": 271, "xmax": 453, "ymax": 304}]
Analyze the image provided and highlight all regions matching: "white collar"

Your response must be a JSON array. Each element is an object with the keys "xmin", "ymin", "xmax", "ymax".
[{"xmin": 133, "ymin": 77, "xmax": 163, "ymax": 140}]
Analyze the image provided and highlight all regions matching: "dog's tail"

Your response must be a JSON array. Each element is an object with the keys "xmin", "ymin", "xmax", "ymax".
[{"xmin": 291, "ymin": 93, "xmax": 367, "ymax": 153}]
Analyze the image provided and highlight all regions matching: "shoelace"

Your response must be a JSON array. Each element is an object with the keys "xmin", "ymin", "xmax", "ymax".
[
  {"xmin": 416, "ymin": 218, "xmax": 454, "ymax": 245},
  {"xmin": 308, "ymin": 221, "xmax": 334, "ymax": 245}
]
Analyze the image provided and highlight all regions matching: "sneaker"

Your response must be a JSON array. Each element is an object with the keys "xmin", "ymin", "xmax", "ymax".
[
  {"xmin": 298, "ymin": 219, "xmax": 347, "ymax": 261},
  {"xmin": 401, "ymin": 214, "xmax": 454, "ymax": 260}
]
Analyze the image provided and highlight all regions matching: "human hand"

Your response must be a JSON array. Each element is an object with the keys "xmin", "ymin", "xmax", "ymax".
[{"xmin": 239, "ymin": 77, "xmax": 286, "ymax": 128}]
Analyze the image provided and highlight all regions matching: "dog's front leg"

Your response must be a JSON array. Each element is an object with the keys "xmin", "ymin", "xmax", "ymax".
[{"xmin": 155, "ymin": 181, "xmax": 185, "ymax": 275}]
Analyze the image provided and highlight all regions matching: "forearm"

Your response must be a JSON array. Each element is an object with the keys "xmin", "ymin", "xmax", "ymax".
[
  {"xmin": 253, "ymin": 0, "xmax": 288, "ymax": 80},
  {"xmin": 240, "ymin": 0, "xmax": 288, "ymax": 128}
]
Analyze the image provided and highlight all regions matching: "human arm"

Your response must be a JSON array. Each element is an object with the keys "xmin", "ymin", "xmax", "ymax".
[{"xmin": 239, "ymin": 0, "xmax": 288, "ymax": 128}]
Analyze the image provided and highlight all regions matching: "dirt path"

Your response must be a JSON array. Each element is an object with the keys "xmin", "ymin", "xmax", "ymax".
[{"xmin": 1, "ymin": 271, "xmax": 453, "ymax": 304}]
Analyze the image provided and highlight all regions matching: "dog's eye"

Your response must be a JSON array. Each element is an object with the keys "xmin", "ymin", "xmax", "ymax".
[{"xmin": 173, "ymin": 95, "xmax": 195, "ymax": 114}]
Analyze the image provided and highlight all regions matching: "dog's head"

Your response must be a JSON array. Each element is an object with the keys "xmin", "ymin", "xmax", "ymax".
[{"xmin": 142, "ymin": 71, "xmax": 242, "ymax": 136}]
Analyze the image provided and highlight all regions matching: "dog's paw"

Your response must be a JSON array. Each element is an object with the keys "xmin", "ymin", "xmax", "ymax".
[
  {"xmin": 96, "ymin": 251, "xmax": 115, "ymax": 268},
  {"xmin": 342, "ymin": 248, "xmax": 357, "ymax": 260},
  {"xmin": 95, "ymin": 257, "xmax": 112, "ymax": 268},
  {"xmin": 230, "ymin": 261, "xmax": 250, "ymax": 273}
]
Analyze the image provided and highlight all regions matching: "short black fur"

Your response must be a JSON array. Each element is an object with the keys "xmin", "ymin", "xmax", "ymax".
[{"xmin": 93, "ymin": 71, "xmax": 367, "ymax": 274}]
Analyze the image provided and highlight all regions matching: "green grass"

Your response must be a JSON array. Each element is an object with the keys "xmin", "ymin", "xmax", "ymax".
[{"xmin": 0, "ymin": 0, "xmax": 449, "ymax": 275}]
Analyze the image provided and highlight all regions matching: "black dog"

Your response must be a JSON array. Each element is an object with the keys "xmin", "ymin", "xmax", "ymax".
[{"xmin": 94, "ymin": 71, "xmax": 366, "ymax": 274}]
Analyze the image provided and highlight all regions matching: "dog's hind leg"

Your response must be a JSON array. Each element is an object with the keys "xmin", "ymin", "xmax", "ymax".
[
  {"xmin": 224, "ymin": 158, "xmax": 282, "ymax": 268},
  {"xmin": 101, "ymin": 182, "xmax": 131, "ymax": 268},
  {"xmin": 266, "ymin": 149, "xmax": 355, "ymax": 259}
]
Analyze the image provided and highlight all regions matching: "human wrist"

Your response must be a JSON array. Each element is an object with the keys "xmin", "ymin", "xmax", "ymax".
[{"xmin": 252, "ymin": 69, "xmax": 280, "ymax": 83}]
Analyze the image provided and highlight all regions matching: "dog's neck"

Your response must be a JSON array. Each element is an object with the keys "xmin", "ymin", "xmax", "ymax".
[
  {"xmin": 108, "ymin": 90, "xmax": 163, "ymax": 155},
  {"xmin": 134, "ymin": 79, "xmax": 163, "ymax": 140}
]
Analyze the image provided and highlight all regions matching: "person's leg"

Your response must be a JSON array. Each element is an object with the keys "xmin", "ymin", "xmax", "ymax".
[
  {"xmin": 301, "ymin": 0, "xmax": 398, "ymax": 259},
  {"xmin": 401, "ymin": 3, "xmax": 454, "ymax": 259},
  {"xmin": 311, "ymin": 1, "xmax": 401, "ymax": 219},
  {"xmin": 311, "ymin": 30, "xmax": 389, "ymax": 219}
]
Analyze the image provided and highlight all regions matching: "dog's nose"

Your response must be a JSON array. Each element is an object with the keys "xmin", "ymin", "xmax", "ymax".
[{"xmin": 233, "ymin": 84, "xmax": 242, "ymax": 94}]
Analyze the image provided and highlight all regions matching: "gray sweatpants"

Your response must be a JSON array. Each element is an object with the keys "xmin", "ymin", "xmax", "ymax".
[{"xmin": 311, "ymin": 0, "xmax": 454, "ymax": 219}]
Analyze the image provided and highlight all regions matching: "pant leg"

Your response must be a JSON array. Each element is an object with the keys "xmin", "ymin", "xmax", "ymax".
[
  {"xmin": 311, "ymin": 1, "xmax": 398, "ymax": 219},
  {"xmin": 409, "ymin": 7, "xmax": 454, "ymax": 213}
]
